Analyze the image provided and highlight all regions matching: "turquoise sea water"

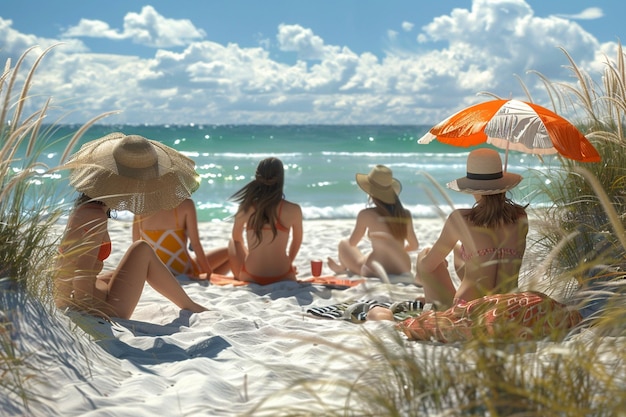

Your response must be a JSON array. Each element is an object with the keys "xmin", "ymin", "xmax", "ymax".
[{"xmin": 37, "ymin": 124, "xmax": 555, "ymax": 222}]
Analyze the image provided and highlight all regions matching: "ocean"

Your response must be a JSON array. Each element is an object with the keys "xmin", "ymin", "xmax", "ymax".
[{"xmin": 38, "ymin": 124, "xmax": 555, "ymax": 222}]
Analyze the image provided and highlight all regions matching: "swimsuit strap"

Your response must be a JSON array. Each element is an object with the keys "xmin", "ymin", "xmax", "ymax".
[
  {"xmin": 461, "ymin": 245, "xmax": 523, "ymax": 261},
  {"xmin": 173, "ymin": 207, "xmax": 180, "ymax": 229}
]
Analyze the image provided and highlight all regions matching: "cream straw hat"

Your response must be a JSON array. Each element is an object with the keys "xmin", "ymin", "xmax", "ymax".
[
  {"xmin": 447, "ymin": 148, "xmax": 522, "ymax": 195},
  {"xmin": 63, "ymin": 132, "xmax": 200, "ymax": 214},
  {"xmin": 355, "ymin": 165, "xmax": 402, "ymax": 204}
]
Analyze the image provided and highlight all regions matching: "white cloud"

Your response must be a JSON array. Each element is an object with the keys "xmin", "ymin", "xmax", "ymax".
[
  {"xmin": 0, "ymin": 1, "xmax": 619, "ymax": 125},
  {"xmin": 61, "ymin": 5, "xmax": 206, "ymax": 47},
  {"xmin": 556, "ymin": 7, "xmax": 603, "ymax": 20},
  {"xmin": 62, "ymin": 19, "xmax": 125, "ymax": 40},
  {"xmin": 401, "ymin": 21, "xmax": 414, "ymax": 32},
  {"xmin": 276, "ymin": 24, "xmax": 326, "ymax": 60}
]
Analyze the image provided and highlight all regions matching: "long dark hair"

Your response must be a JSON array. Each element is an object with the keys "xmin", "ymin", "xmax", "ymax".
[
  {"xmin": 466, "ymin": 193, "xmax": 527, "ymax": 228},
  {"xmin": 370, "ymin": 195, "xmax": 410, "ymax": 240},
  {"xmin": 75, "ymin": 193, "xmax": 112, "ymax": 218},
  {"xmin": 230, "ymin": 157, "xmax": 285, "ymax": 245}
]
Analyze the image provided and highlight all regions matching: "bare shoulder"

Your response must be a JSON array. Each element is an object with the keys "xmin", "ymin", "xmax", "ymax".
[
  {"xmin": 178, "ymin": 198, "xmax": 196, "ymax": 212},
  {"xmin": 446, "ymin": 208, "xmax": 469, "ymax": 225},
  {"xmin": 282, "ymin": 199, "xmax": 302, "ymax": 213},
  {"xmin": 357, "ymin": 207, "xmax": 378, "ymax": 219}
]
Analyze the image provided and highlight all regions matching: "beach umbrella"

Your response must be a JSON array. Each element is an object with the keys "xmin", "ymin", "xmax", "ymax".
[
  {"xmin": 62, "ymin": 132, "xmax": 200, "ymax": 214},
  {"xmin": 418, "ymin": 99, "xmax": 601, "ymax": 169}
]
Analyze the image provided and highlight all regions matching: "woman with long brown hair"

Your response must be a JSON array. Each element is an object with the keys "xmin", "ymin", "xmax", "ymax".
[
  {"xmin": 228, "ymin": 157, "xmax": 303, "ymax": 284},
  {"xmin": 327, "ymin": 165, "xmax": 419, "ymax": 278}
]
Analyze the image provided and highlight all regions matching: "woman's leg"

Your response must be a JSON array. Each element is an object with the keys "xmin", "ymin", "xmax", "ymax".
[
  {"xmin": 329, "ymin": 239, "xmax": 367, "ymax": 275},
  {"xmin": 366, "ymin": 306, "xmax": 395, "ymax": 321},
  {"xmin": 228, "ymin": 239, "xmax": 246, "ymax": 279},
  {"xmin": 416, "ymin": 248, "xmax": 456, "ymax": 309},
  {"xmin": 107, "ymin": 241, "xmax": 207, "ymax": 319},
  {"xmin": 204, "ymin": 247, "xmax": 231, "ymax": 274}
]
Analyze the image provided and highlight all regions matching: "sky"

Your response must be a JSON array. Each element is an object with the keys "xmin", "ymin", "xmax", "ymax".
[{"xmin": 1, "ymin": 0, "xmax": 625, "ymax": 125}]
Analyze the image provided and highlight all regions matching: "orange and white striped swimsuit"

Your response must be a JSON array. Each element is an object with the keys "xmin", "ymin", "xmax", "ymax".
[{"xmin": 138, "ymin": 209, "xmax": 200, "ymax": 277}]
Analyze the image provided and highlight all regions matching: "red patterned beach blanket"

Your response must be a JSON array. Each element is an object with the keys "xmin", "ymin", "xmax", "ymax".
[{"xmin": 398, "ymin": 291, "xmax": 582, "ymax": 343}]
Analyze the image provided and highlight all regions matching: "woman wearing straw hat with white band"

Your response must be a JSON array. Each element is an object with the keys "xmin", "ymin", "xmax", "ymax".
[
  {"xmin": 327, "ymin": 165, "xmax": 419, "ymax": 278},
  {"xmin": 55, "ymin": 133, "xmax": 207, "ymax": 319},
  {"xmin": 369, "ymin": 148, "xmax": 528, "ymax": 320}
]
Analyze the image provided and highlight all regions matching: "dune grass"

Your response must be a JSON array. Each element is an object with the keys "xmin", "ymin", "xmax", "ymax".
[{"xmin": 0, "ymin": 45, "xmax": 116, "ymax": 412}]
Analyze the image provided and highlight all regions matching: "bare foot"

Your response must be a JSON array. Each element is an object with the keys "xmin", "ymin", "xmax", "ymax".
[
  {"xmin": 190, "ymin": 273, "xmax": 209, "ymax": 281},
  {"xmin": 327, "ymin": 257, "xmax": 348, "ymax": 274},
  {"xmin": 414, "ymin": 272, "xmax": 423, "ymax": 287},
  {"xmin": 366, "ymin": 306, "xmax": 394, "ymax": 321},
  {"xmin": 188, "ymin": 302, "xmax": 209, "ymax": 313}
]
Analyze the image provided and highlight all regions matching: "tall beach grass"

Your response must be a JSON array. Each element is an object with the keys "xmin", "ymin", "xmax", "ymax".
[{"xmin": 0, "ymin": 45, "xmax": 116, "ymax": 413}]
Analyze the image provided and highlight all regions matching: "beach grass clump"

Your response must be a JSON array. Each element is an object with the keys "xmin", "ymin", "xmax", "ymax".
[
  {"xmin": 0, "ymin": 45, "xmax": 116, "ymax": 412},
  {"xmin": 528, "ymin": 43, "xmax": 626, "ymax": 284},
  {"xmin": 255, "ymin": 326, "xmax": 626, "ymax": 417},
  {"xmin": 0, "ymin": 45, "xmax": 72, "ymax": 410}
]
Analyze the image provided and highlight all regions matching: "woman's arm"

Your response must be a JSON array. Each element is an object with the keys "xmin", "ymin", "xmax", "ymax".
[
  {"xmin": 347, "ymin": 210, "xmax": 368, "ymax": 246},
  {"xmin": 67, "ymin": 215, "xmax": 106, "ymax": 308},
  {"xmin": 404, "ymin": 216, "xmax": 420, "ymax": 252},
  {"xmin": 181, "ymin": 200, "xmax": 213, "ymax": 273},
  {"xmin": 417, "ymin": 211, "xmax": 461, "ymax": 272},
  {"xmin": 131, "ymin": 215, "xmax": 140, "ymax": 241},
  {"xmin": 288, "ymin": 204, "xmax": 303, "ymax": 262}
]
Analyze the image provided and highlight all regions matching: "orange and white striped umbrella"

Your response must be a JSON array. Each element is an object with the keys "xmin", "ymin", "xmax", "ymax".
[{"xmin": 418, "ymin": 99, "xmax": 601, "ymax": 168}]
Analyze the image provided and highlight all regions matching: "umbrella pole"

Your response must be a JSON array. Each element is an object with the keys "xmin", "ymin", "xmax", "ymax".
[{"xmin": 504, "ymin": 140, "xmax": 510, "ymax": 172}]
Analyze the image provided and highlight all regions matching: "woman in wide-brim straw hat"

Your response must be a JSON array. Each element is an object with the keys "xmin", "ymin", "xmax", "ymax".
[
  {"xmin": 54, "ymin": 133, "xmax": 207, "ymax": 319},
  {"xmin": 64, "ymin": 131, "xmax": 200, "ymax": 215},
  {"xmin": 327, "ymin": 164, "xmax": 419, "ymax": 278}
]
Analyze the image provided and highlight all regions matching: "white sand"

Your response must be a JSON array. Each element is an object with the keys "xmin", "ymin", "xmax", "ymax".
[{"xmin": 4, "ymin": 217, "xmax": 584, "ymax": 416}]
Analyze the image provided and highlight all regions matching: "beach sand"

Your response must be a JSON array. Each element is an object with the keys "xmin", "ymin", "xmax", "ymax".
[{"xmin": 7, "ymin": 217, "xmax": 566, "ymax": 416}]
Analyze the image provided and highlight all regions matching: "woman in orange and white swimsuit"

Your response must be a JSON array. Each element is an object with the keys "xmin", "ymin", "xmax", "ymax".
[
  {"xmin": 133, "ymin": 198, "xmax": 230, "ymax": 279},
  {"xmin": 228, "ymin": 157, "xmax": 303, "ymax": 285}
]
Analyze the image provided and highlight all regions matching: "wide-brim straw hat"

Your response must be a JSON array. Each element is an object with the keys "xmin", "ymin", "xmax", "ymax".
[
  {"xmin": 63, "ymin": 132, "xmax": 200, "ymax": 214},
  {"xmin": 447, "ymin": 148, "xmax": 522, "ymax": 195},
  {"xmin": 355, "ymin": 165, "xmax": 402, "ymax": 204}
]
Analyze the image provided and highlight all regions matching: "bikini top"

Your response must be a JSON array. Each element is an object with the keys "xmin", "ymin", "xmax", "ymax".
[
  {"xmin": 97, "ymin": 240, "xmax": 112, "ymax": 261},
  {"xmin": 83, "ymin": 204, "xmax": 111, "ymax": 261},
  {"xmin": 459, "ymin": 245, "xmax": 523, "ymax": 261}
]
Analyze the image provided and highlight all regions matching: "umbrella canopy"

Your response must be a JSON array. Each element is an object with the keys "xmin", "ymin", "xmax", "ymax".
[
  {"xmin": 418, "ymin": 99, "xmax": 601, "ymax": 165},
  {"xmin": 62, "ymin": 132, "xmax": 200, "ymax": 214}
]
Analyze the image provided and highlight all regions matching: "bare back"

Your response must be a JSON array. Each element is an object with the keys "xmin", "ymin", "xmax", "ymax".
[
  {"xmin": 420, "ymin": 208, "xmax": 528, "ymax": 304},
  {"xmin": 231, "ymin": 199, "xmax": 303, "ymax": 281},
  {"xmin": 349, "ymin": 208, "xmax": 419, "ymax": 275}
]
